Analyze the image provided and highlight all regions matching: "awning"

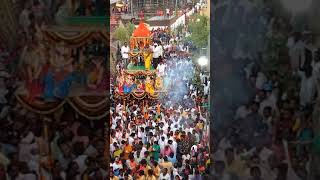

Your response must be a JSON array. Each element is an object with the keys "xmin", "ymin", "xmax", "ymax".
[
  {"xmin": 110, "ymin": 0, "xmax": 119, "ymax": 4},
  {"xmin": 116, "ymin": 2, "xmax": 125, "ymax": 8}
]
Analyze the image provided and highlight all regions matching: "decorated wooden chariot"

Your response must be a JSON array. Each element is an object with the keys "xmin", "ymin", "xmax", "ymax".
[{"xmin": 114, "ymin": 21, "xmax": 168, "ymax": 100}]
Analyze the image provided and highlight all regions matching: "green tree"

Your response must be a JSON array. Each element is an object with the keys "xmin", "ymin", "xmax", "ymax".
[
  {"xmin": 126, "ymin": 22, "xmax": 135, "ymax": 37},
  {"xmin": 113, "ymin": 24, "xmax": 130, "ymax": 44},
  {"xmin": 188, "ymin": 14, "xmax": 209, "ymax": 49},
  {"xmin": 176, "ymin": 24, "xmax": 184, "ymax": 34}
]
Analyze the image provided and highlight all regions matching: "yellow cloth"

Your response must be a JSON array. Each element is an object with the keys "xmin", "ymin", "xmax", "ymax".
[
  {"xmin": 0, "ymin": 152, "xmax": 10, "ymax": 167},
  {"xmin": 292, "ymin": 118, "xmax": 301, "ymax": 132},
  {"xmin": 146, "ymin": 175, "xmax": 157, "ymax": 180},
  {"xmin": 144, "ymin": 165, "xmax": 152, "ymax": 177},
  {"xmin": 88, "ymin": 70, "xmax": 98, "ymax": 84},
  {"xmin": 225, "ymin": 160, "xmax": 246, "ymax": 177},
  {"xmin": 196, "ymin": 122, "xmax": 204, "ymax": 130},
  {"xmin": 155, "ymin": 77, "xmax": 163, "ymax": 90},
  {"xmin": 144, "ymin": 52, "xmax": 152, "ymax": 70},
  {"xmin": 159, "ymin": 161, "xmax": 173, "ymax": 173},
  {"xmin": 123, "ymin": 145, "xmax": 133, "ymax": 159},
  {"xmin": 153, "ymin": 166, "xmax": 161, "ymax": 178},
  {"xmin": 182, "ymin": 111, "xmax": 188, "ymax": 118},
  {"xmin": 145, "ymin": 82, "xmax": 154, "ymax": 95},
  {"xmin": 206, "ymin": 159, "xmax": 210, "ymax": 166},
  {"xmin": 113, "ymin": 149, "xmax": 122, "ymax": 158}
]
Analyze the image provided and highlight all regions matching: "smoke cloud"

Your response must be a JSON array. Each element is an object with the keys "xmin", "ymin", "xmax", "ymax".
[{"xmin": 160, "ymin": 56, "xmax": 195, "ymax": 108}]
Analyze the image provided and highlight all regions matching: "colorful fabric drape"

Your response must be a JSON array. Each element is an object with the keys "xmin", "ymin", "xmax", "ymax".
[
  {"xmin": 44, "ymin": 30, "xmax": 109, "ymax": 47},
  {"xmin": 16, "ymin": 95, "xmax": 109, "ymax": 120},
  {"xmin": 124, "ymin": 69, "xmax": 156, "ymax": 76},
  {"xmin": 115, "ymin": 91, "xmax": 163, "ymax": 99}
]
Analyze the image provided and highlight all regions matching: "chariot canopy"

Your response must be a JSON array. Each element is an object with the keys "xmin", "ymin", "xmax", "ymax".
[{"xmin": 130, "ymin": 21, "xmax": 151, "ymax": 49}]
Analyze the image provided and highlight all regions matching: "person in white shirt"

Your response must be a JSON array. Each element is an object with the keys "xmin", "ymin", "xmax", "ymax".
[
  {"xmin": 159, "ymin": 136, "xmax": 167, "ymax": 152},
  {"xmin": 159, "ymin": 168, "xmax": 171, "ymax": 180},
  {"xmin": 204, "ymin": 83, "xmax": 209, "ymax": 96},
  {"xmin": 121, "ymin": 42, "xmax": 130, "ymax": 68},
  {"xmin": 287, "ymin": 32, "xmax": 305, "ymax": 72},
  {"xmin": 166, "ymin": 8, "xmax": 170, "ymax": 18},
  {"xmin": 152, "ymin": 43, "xmax": 162, "ymax": 69},
  {"xmin": 312, "ymin": 49, "xmax": 320, "ymax": 77},
  {"xmin": 258, "ymin": 91, "xmax": 277, "ymax": 116},
  {"xmin": 128, "ymin": 134, "xmax": 135, "ymax": 145},
  {"xmin": 255, "ymin": 72, "xmax": 267, "ymax": 90},
  {"xmin": 298, "ymin": 65, "xmax": 316, "ymax": 107},
  {"xmin": 157, "ymin": 62, "xmax": 166, "ymax": 77}
]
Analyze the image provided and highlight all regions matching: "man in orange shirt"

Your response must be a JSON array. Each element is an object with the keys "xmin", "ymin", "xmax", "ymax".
[
  {"xmin": 146, "ymin": 169, "xmax": 157, "ymax": 180},
  {"xmin": 123, "ymin": 141, "xmax": 133, "ymax": 160},
  {"xmin": 159, "ymin": 156, "xmax": 173, "ymax": 173},
  {"xmin": 152, "ymin": 161, "xmax": 161, "ymax": 178}
]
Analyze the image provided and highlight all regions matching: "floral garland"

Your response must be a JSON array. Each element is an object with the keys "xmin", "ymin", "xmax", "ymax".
[
  {"xmin": 114, "ymin": 91, "xmax": 163, "ymax": 99},
  {"xmin": 16, "ymin": 95, "xmax": 109, "ymax": 120},
  {"xmin": 44, "ymin": 31, "xmax": 109, "ymax": 48},
  {"xmin": 124, "ymin": 70, "xmax": 157, "ymax": 76}
]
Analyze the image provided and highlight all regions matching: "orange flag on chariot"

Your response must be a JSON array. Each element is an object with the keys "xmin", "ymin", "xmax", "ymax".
[
  {"xmin": 144, "ymin": 111, "xmax": 149, "ymax": 120},
  {"xmin": 157, "ymin": 104, "xmax": 161, "ymax": 114},
  {"xmin": 144, "ymin": 103, "xmax": 149, "ymax": 120}
]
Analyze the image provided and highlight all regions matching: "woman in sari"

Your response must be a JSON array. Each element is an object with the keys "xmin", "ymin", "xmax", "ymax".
[{"xmin": 143, "ymin": 44, "xmax": 153, "ymax": 70}]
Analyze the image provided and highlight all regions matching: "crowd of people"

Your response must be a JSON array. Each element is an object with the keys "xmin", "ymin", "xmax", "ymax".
[
  {"xmin": 0, "ymin": 106, "xmax": 108, "ymax": 180},
  {"xmin": 213, "ymin": 0, "xmax": 320, "ymax": 180},
  {"xmin": 0, "ymin": 1, "xmax": 110, "ymax": 180},
  {"xmin": 110, "ymin": 11, "xmax": 211, "ymax": 179},
  {"xmin": 118, "ymin": 26, "xmax": 193, "ymax": 70}
]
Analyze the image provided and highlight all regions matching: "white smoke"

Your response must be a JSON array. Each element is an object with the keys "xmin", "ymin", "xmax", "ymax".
[{"xmin": 161, "ymin": 56, "xmax": 195, "ymax": 108}]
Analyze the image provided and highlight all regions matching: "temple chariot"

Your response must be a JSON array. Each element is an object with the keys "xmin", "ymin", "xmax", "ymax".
[{"xmin": 114, "ymin": 21, "xmax": 168, "ymax": 100}]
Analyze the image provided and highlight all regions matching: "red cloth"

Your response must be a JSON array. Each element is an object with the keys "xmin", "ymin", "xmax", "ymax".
[
  {"xmin": 118, "ymin": 85, "xmax": 124, "ymax": 94},
  {"xmin": 26, "ymin": 79, "xmax": 43, "ymax": 101},
  {"xmin": 132, "ymin": 21, "xmax": 151, "ymax": 37}
]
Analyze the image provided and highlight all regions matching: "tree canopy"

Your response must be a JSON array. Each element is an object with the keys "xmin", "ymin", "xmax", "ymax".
[
  {"xmin": 126, "ymin": 22, "xmax": 135, "ymax": 37},
  {"xmin": 188, "ymin": 14, "xmax": 209, "ymax": 49},
  {"xmin": 113, "ymin": 23, "xmax": 130, "ymax": 44}
]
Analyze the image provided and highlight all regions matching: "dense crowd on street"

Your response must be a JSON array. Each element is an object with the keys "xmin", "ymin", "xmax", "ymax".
[
  {"xmin": 0, "ymin": 1, "xmax": 109, "ymax": 180},
  {"xmin": 213, "ymin": 0, "xmax": 320, "ymax": 180},
  {"xmin": 110, "ymin": 10, "xmax": 211, "ymax": 179}
]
